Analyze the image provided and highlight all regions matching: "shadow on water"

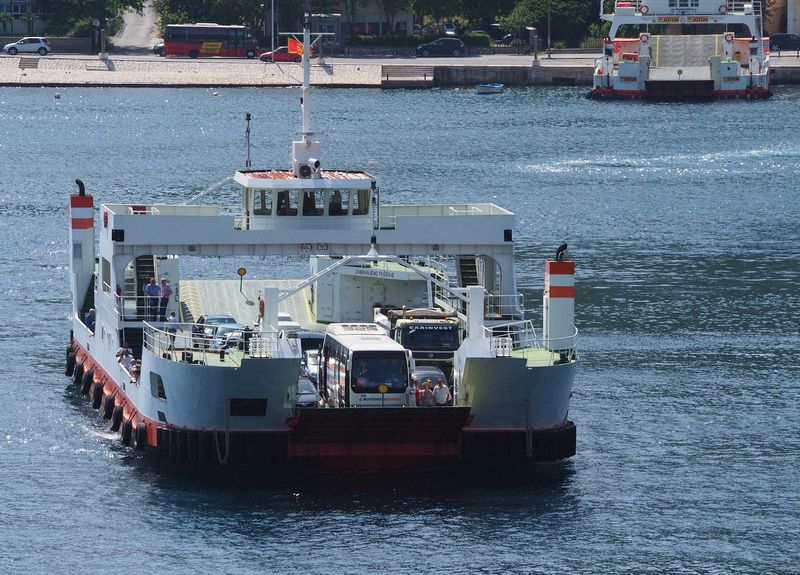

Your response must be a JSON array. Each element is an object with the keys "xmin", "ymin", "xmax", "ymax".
[{"xmin": 117, "ymin": 448, "xmax": 578, "ymax": 513}]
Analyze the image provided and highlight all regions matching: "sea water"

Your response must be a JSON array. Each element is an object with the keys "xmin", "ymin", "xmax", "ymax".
[{"xmin": 0, "ymin": 86, "xmax": 798, "ymax": 573}]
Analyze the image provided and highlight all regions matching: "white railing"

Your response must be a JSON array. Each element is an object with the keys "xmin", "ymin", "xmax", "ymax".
[
  {"xmin": 484, "ymin": 321, "xmax": 579, "ymax": 366},
  {"xmin": 142, "ymin": 322, "xmax": 279, "ymax": 366}
]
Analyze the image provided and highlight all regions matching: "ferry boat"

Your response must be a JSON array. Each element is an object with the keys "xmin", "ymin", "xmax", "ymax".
[
  {"xmin": 65, "ymin": 16, "xmax": 578, "ymax": 472},
  {"xmin": 589, "ymin": 0, "xmax": 771, "ymax": 100}
]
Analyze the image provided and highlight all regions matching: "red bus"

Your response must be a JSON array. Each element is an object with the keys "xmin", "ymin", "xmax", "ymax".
[{"xmin": 163, "ymin": 23, "xmax": 259, "ymax": 59}]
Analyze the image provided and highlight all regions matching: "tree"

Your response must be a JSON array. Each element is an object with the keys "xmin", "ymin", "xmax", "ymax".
[
  {"xmin": 501, "ymin": 0, "xmax": 595, "ymax": 45},
  {"xmin": 339, "ymin": 0, "xmax": 368, "ymax": 36},
  {"xmin": 0, "ymin": 12, "xmax": 12, "ymax": 35},
  {"xmin": 378, "ymin": 0, "xmax": 409, "ymax": 34},
  {"xmin": 457, "ymin": 0, "xmax": 516, "ymax": 29},
  {"xmin": 22, "ymin": 12, "xmax": 37, "ymax": 34}
]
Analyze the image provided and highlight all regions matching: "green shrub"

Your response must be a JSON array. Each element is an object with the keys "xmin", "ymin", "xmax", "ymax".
[{"xmin": 462, "ymin": 32, "xmax": 490, "ymax": 47}]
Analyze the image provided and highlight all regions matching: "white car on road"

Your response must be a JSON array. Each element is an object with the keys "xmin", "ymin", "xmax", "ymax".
[{"xmin": 4, "ymin": 37, "xmax": 51, "ymax": 56}]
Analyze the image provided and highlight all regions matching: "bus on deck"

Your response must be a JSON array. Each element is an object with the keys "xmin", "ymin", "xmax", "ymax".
[
  {"xmin": 163, "ymin": 23, "xmax": 259, "ymax": 59},
  {"xmin": 319, "ymin": 323, "xmax": 412, "ymax": 408}
]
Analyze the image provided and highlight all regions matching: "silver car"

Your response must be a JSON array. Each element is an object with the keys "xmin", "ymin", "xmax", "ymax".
[{"xmin": 4, "ymin": 37, "xmax": 51, "ymax": 56}]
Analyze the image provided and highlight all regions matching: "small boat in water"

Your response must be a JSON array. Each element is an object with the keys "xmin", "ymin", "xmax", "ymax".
[
  {"xmin": 475, "ymin": 83, "xmax": 504, "ymax": 94},
  {"xmin": 64, "ymin": 16, "xmax": 578, "ymax": 472}
]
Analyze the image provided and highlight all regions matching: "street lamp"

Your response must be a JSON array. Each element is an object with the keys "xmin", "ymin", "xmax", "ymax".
[
  {"xmin": 271, "ymin": 0, "xmax": 275, "ymax": 62},
  {"xmin": 547, "ymin": 0, "xmax": 551, "ymax": 58}
]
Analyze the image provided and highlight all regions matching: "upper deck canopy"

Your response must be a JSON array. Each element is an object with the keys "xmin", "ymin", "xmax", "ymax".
[{"xmin": 235, "ymin": 169, "xmax": 375, "ymax": 190}]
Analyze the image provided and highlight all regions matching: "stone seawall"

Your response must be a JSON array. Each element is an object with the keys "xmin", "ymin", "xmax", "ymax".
[{"xmin": 0, "ymin": 56, "xmax": 798, "ymax": 87}]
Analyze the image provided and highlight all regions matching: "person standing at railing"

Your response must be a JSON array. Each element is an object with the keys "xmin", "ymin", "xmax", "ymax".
[
  {"xmin": 159, "ymin": 277, "xmax": 173, "ymax": 321},
  {"xmin": 144, "ymin": 278, "xmax": 160, "ymax": 320},
  {"xmin": 166, "ymin": 311, "xmax": 178, "ymax": 349},
  {"xmin": 84, "ymin": 308, "xmax": 95, "ymax": 332}
]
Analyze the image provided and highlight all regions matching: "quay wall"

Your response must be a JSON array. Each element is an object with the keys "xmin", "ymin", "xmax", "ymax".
[{"xmin": 0, "ymin": 56, "xmax": 798, "ymax": 87}]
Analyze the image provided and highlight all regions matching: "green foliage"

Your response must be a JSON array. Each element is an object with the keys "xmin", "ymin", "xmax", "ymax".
[
  {"xmin": 346, "ymin": 34, "xmax": 419, "ymax": 47},
  {"xmin": 501, "ymin": 0, "xmax": 598, "ymax": 44},
  {"xmin": 588, "ymin": 21, "xmax": 610, "ymax": 39},
  {"xmin": 38, "ymin": 0, "xmax": 145, "ymax": 36},
  {"xmin": 462, "ymin": 31, "xmax": 490, "ymax": 47}
]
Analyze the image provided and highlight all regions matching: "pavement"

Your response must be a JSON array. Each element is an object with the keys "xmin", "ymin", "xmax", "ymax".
[{"xmin": 1, "ymin": 51, "xmax": 797, "ymax": 87}]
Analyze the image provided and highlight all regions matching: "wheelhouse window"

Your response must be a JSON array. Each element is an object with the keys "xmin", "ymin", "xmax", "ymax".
[
  {"xmin": 302, "ymin": 191, "xmax": 324, "ymax": 216},
  {"xmin": 277, "ymin": 190, "xmax": 298, "ymax": 215},
  {"xmin": 253, "ymin": 190, "xmax": 272, "ymax": 216},
  {"xmin": 352, "ymin": 189, "xmax": 370, "ymax": 215},
  {"xmin": 328, "ymin": 190, "xmax": 348, "ymax": 215}
]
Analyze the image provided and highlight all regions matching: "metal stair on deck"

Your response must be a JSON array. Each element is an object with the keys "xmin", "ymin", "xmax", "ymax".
[
  {"xmin": 135, "ymin": 256, "xmax": 156, "ymax": 319},
  {"xmin": 457, "ymin": 256, "xmax": 480, "ymax": 286}
]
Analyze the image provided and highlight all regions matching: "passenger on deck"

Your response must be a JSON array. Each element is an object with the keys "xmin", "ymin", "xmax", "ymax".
[
  {"xmin": 433, "ymin": 379, "xmax": 452, "ymax": 406},
  {"xmin": 117, "ymin": 346, "xmax": 135, "ymax": 371},
  {"xmin": 419, "ymin": 380, "xmax": 434, "ymax": 407},
  {"xmin": 84, "ymin": 308, "xmax": 95, "ymax": 332},
  {"xmin": 405, "ymin": 380, "xmax": 418, "ymax": 407},
  {"xmin": 159, "ymin": 278, "xmax": 172, "ymax": 320},
  {"xmin": 130, "ymin": 359, "xmax": 141, "ymax": 383},
  {"xmin": 144, "ymin": 278, "xmax": 160, "ymax": 320},
  {"xmin": 166, "ymin": 311, "xmax": 178, "ymax": 348}
]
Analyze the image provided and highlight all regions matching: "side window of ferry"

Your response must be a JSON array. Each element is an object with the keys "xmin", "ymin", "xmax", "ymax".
[
  {"xmin": 101, "ymin": 258, "xmax": 111, "ymax": 293},
  {"xmin": 277, "ymin": 190, "xmax": 298, "ymax": 216},
  {"xmin": 352, "ymin": 190, "xmax": 370, "ymax": 215},
  {"xmin": 328, "ymin": 190, "xmax": 348, "ymax": 216},
  {"xmin": 253, "ymin": 190, "xmax": 272, "ymax": 216}
]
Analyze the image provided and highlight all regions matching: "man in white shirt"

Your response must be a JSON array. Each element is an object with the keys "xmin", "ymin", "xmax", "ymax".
[{"xmin": 432, "ymin": 379, "xmax": 451, "ymax": 406}]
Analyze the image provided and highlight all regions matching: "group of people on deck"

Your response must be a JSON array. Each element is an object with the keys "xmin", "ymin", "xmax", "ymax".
[
  {"xmin": 116, "ymin": 342, "xmax": 140, "ymax": 383},
  {"xmin": 405, "ymin": 377, "xmax": 451, "ymax": 407},
  {"xmin": 144, "ymin": 277, "xmax": 172, "ymax": 321}
]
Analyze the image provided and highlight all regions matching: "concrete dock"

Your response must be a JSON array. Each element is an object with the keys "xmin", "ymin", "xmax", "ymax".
[{"xmin": 2, "ymin": 53, "xmax": 799, "ymax": 87}]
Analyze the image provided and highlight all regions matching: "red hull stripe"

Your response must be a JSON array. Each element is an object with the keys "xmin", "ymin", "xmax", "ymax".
[
  {"xmin": 546, "ymin": 261, "xmax": 575, "ymax": 275},
  {"xmin": 548, "ymin": 285, "xmax": 575, "ymax": 298},
  {"xmin": 70, "ymin": 195, "xmax": 93, "ymax": 208},
  {"xmin": 71, "ymin": 217, "xmax": 93, "ymax": 229}
]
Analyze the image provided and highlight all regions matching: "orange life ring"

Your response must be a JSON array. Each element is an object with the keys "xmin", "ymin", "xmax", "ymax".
[
  {"xmin": 640, "ymin": 4, "xmax": 649, "ymax": 14},
  {"xmin": 724, "ymin": 32, "xmax": 734, "ymax": 43}
]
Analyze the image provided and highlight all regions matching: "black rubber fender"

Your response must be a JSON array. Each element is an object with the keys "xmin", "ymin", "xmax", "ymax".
[
  {"xmin": 80, "ymin": 369, "xmax": 94, "ymax": 395},
  {"xmin": 110, "ymin": 405, "xmax": 123, "ymax": 432},
  {"xmin": 134, "ymin": 422, "xmax": 148, "ymax": 450},
  {"xmin": 65, "ymin": 352, "xmax": 76, "ymax": 376},
  {"xmin": 91, "ymin": 381, "xmax": 104, "ymax": 409},
  {"xmin": 72, "ymin": 361, "xmax": 84, "ymax": 385},
  {"xmin": 101, "ymin": 394, "xmax": 115, "ymax": 419},
  {"xmin": 120, "ymin": 418, "xmax": 132, "ymax": 446}
]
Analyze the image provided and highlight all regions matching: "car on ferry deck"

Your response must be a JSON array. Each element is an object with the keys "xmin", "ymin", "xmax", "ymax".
[
  {"xmin": 192, "ymin": 314, "xmax": 238, "ymax": 346},
  {"xmin": 295, "ymin": 378, "xmax": 321, "ymax": 408}
]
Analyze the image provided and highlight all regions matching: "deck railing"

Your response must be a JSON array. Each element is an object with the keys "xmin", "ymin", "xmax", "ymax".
[
  {"xmin": 484, "ymin": 320, "xmax": 578, "ymax": 366},
  {"xmin": 142, "ymin": 322, "xmax": 280, "ymax": 365}
]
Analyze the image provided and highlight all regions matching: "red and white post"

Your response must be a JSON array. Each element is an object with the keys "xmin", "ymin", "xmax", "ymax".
[
  {"xmin": 542, "ymin": 260, "xmax": 575, "ymax": 352},
  {"xmin": 69, "ymin": 184, "xmax": 95, "ymax": 317}
]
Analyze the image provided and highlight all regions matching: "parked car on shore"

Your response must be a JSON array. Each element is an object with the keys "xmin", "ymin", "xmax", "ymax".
[
  {"xmin": 770, "ymin": 33, "xmax": 800, "ymax": 52},
  {"xmin": 415, "ymin": 37, "xmax": 466, "ymax": 57},
  {"xmin": 3, "ymin": 37, "xmax": 51, "ymax": 56}
]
